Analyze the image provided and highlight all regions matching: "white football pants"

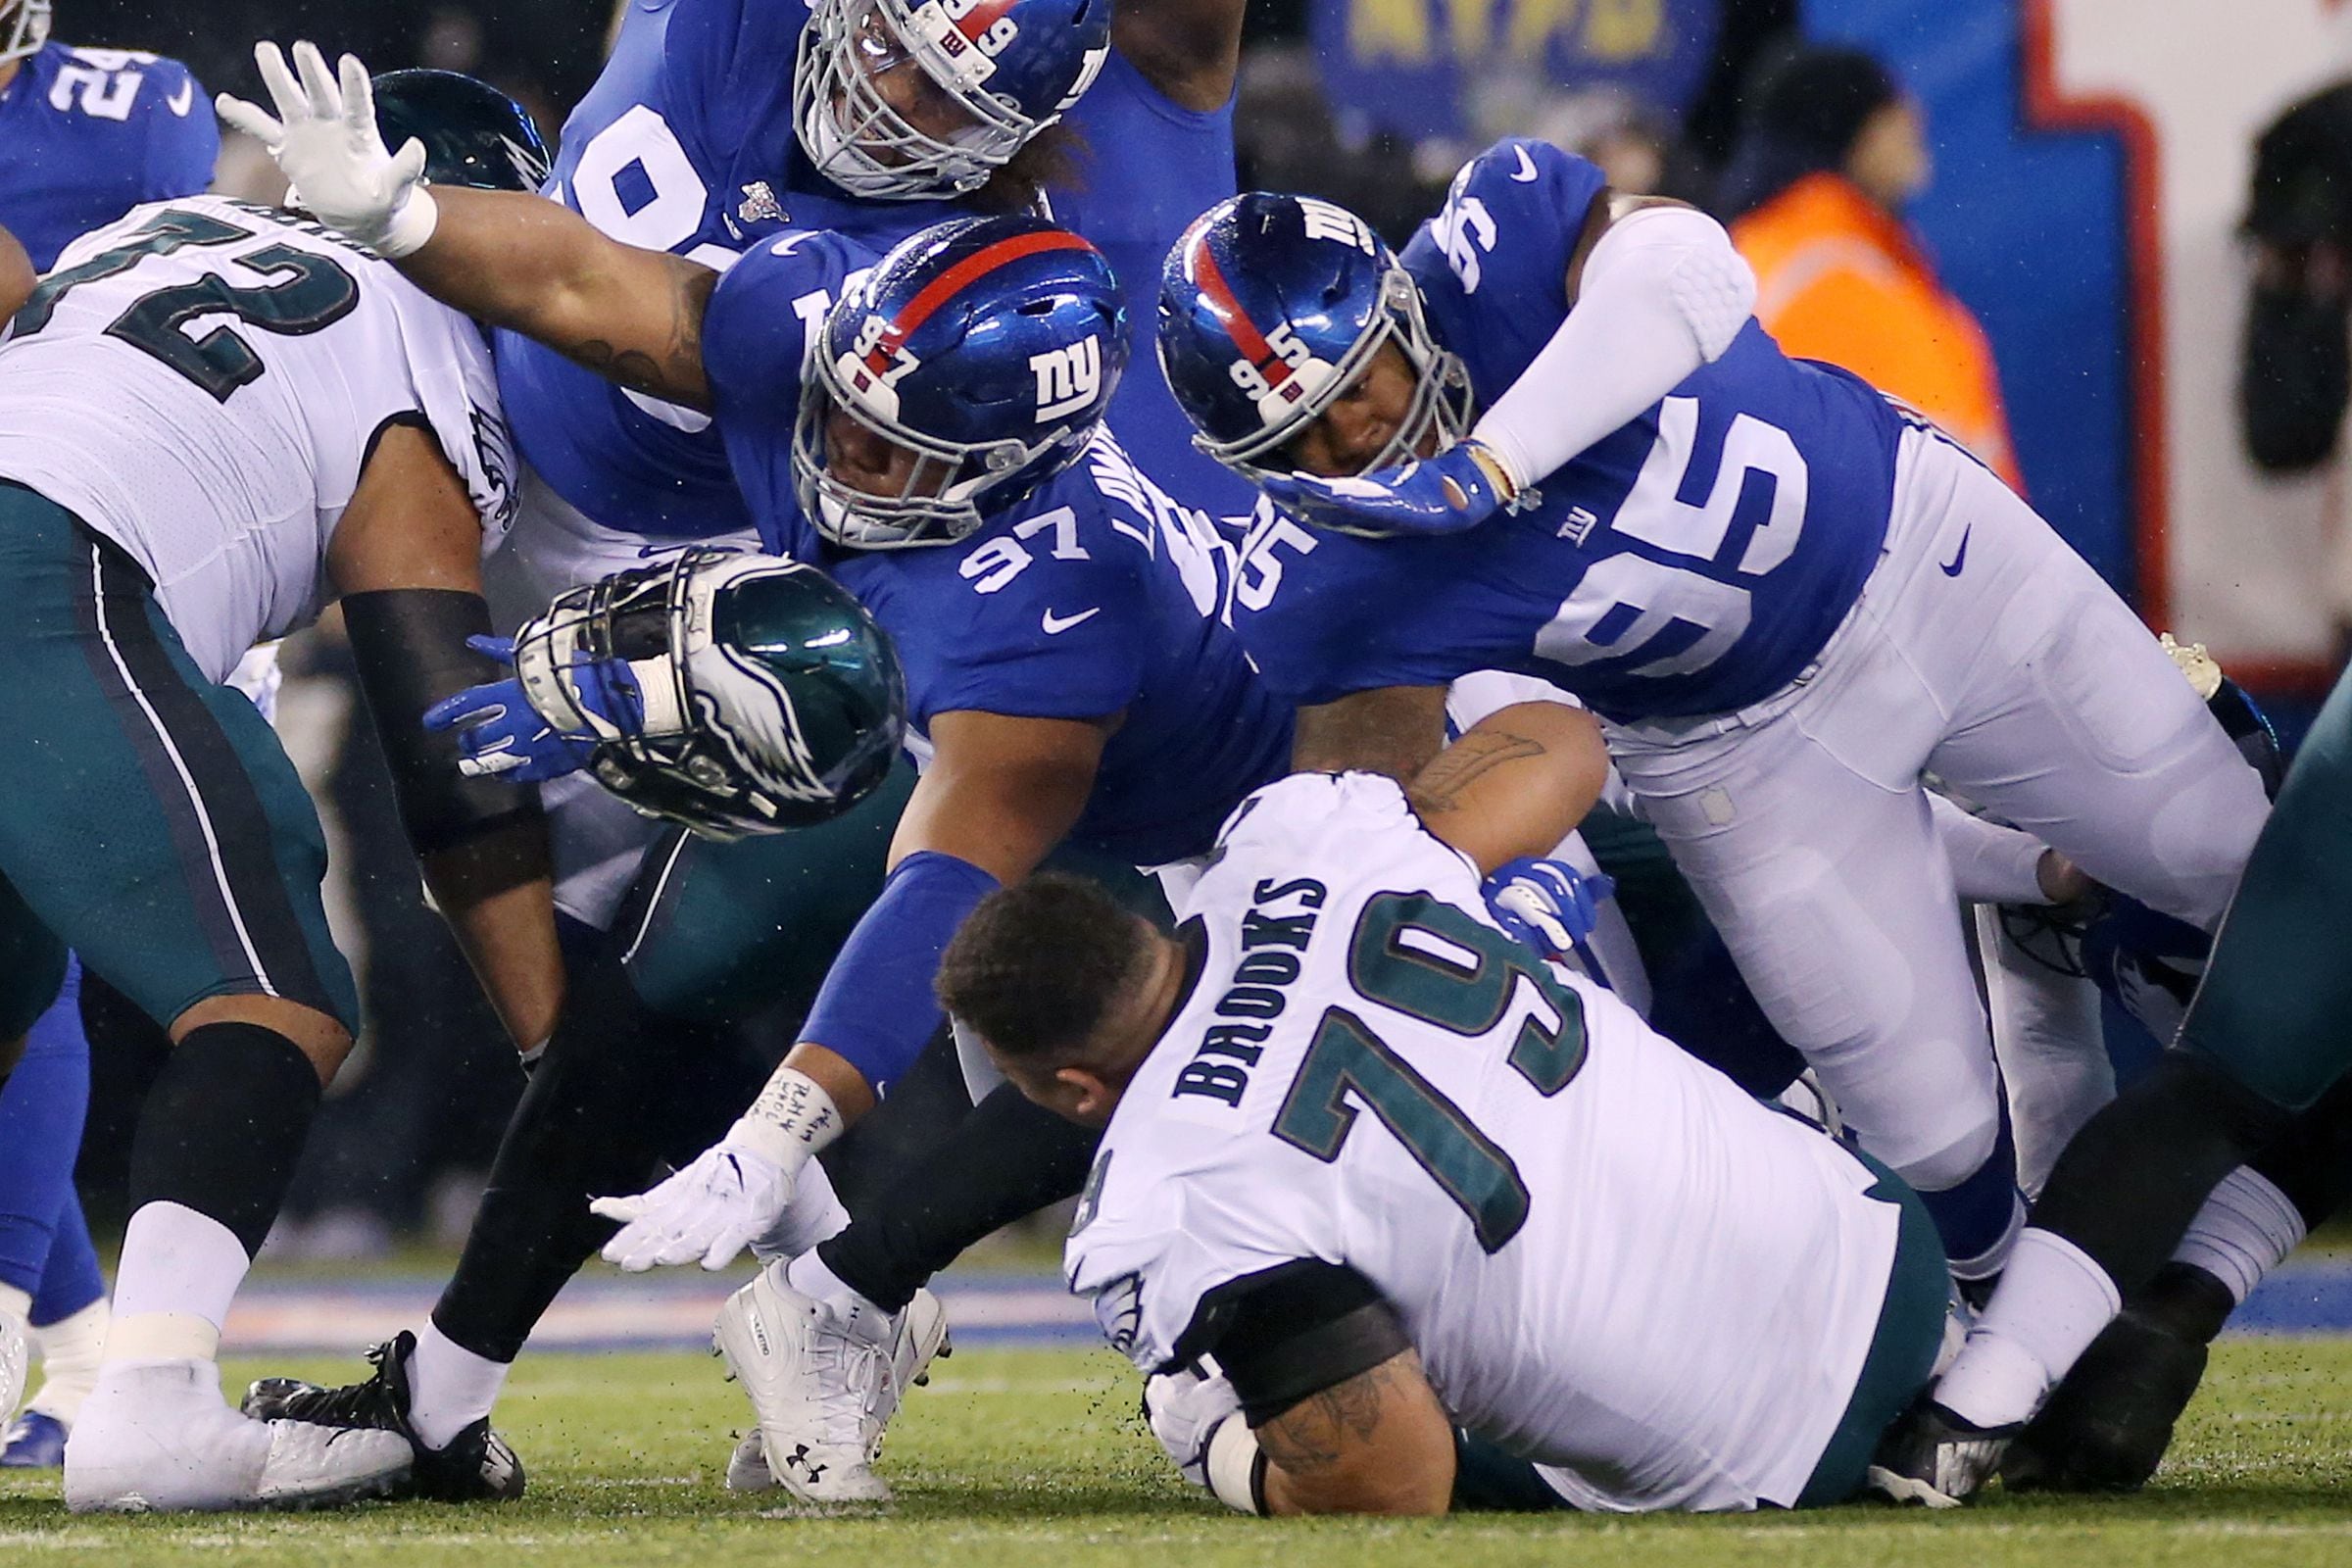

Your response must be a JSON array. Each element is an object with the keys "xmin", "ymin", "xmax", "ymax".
[{"xmin": 1604, "ymin": 428, "xmax": 2270, "ymax": 1194}]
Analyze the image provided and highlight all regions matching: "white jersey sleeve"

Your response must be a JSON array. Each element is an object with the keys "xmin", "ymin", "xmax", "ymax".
[
  {"xmin": 0, "ymin": 196, "xmax": 515, "ymax": 683},
  {"xmin": 1067, "ymin": 770, "xmax": 1907, "ymax": 1513}
]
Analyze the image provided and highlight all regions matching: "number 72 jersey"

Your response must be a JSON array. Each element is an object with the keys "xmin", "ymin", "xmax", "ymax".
[
  {"xmin": 0, "ymin": 196, "xmax": 514, "ymax": 683},
  {"xmin": 1230, "ymin": 139, "xmax": 1913, "ymax": 723}
]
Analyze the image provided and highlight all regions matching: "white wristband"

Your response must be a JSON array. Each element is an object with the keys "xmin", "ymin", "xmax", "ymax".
[
  {"xmin": 375, "ymin": 186, "xmax": 439, "ymax": 260},
  {"xmin": 725, "ymin": 1065, "xmax": 844, "ymax": 1174},
  {"xmin": 1203, "ymin": 1417, "xmax": 1265, "ymax": 1515}
]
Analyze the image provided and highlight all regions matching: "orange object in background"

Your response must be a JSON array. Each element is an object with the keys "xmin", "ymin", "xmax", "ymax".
[{"xmin": 1735, "ymin": 171, "xmax": 2025, "ymax": 492}]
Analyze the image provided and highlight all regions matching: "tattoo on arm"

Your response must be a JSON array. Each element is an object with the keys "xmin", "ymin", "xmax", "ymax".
[
  {"xmin": 1408, "ymin": 730, "xmax": 1544, "ymax": 815},
  {"xmin": 1255, "ymin": 1353, "xmax": 1417, "ymax": 1475},
  {"xmin": 562, "ymin": 257, "xmax": 715, "ymax": 409}
]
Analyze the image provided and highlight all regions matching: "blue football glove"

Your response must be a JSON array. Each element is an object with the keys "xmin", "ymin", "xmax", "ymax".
[
  {"xmin": 1484, "ymin": 857, "xmax": 1615, "ymax": 968},
  {"xmin": 1258, "ymin": 439, "xmax": 1518, "ymax": 538},
  {"xmin": 423, "ymin": 634, "xmax": 643, "ymax": 783}
]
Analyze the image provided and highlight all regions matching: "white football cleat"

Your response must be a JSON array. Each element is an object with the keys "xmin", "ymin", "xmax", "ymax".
[
  {"xmin": 63, "ymin": 1359, "xmax": 410, "ymax": 1513},
  {"xmin": 712, "ymin": 1264, "xmax": 948, "ymax": 1502}
]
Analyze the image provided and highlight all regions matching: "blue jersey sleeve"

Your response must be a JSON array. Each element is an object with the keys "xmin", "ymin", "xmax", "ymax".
[
  {"xmin": 703, "ymin": 228, "xmax": 875, "ymax": 547},
  {"xmin": 1401, "ymin": 138, "xmax": 1608, "ymax": 401}
]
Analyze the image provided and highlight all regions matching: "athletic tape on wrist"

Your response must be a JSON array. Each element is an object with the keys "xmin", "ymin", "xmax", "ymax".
[
  {"xmin": 378, "ymin": 187, "xmax": 439, "ymax": 260},
  {"xmin": 729, "ymin": 1066, "xmax": 843, "ymax": 1172},
  {"xmin": 1204, "ymin": 1417, "xmax": 1267, "ymax": 1515}
]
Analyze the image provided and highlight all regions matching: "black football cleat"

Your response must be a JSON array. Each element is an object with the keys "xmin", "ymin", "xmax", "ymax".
[
  {"xmin": 242, "ymin": 1331, "xmax": 524, "ymax": 1503},
  {"xmin": 2000, "ymin": 1302, "xmax": 2212, "ymax": 1493},
  {"xmin": 1865, "ymin": 1398, "xmax": 2016, "ymax": 1507}
]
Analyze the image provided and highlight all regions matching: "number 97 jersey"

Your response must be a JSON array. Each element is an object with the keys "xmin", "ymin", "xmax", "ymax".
[
  {"xmin": 1233, "ymin": 140, "xmax": 1912, "ymax": 723},
  {"xmin": 1066, "ymin": 771, "xmax": 1906, "ymax": 1511}
]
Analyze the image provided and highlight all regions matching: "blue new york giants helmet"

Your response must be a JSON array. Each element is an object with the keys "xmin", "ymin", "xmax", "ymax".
[
  {"xmin": 795, "ymin": 0, "xmax": 1110, "ymax": 201},
  {"xmin": 794, "ymin": 214, "xmax": 1126, "ymax": 549},
  {"xmin": 1, "ymin": 0, "xmax": 50, "ymax": 67},
  {"xmin": 1156, "ymin": 192, "xmax": 1470, "ymax": 484}
]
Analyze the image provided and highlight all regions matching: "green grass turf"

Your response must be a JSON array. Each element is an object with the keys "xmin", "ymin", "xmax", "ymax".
[{"xmin": 3, "ymin": 1339, "xmax": 2349, "ymax": 1566}]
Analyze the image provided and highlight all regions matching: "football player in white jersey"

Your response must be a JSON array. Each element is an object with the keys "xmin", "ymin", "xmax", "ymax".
[
  {"xmin": 939, "ymin": 760, "xmax": 1957, "ymax": 1515},
  {"xmin": 0, "ymin": 73, "xmax": 566, "ymax": 1513}
]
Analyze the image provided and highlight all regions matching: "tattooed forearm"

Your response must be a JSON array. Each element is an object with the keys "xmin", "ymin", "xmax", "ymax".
[
  {"xmin": 1256, "ymin": 1354, "xmax": 1417, "ymax": 1475},
  {"xmin": 1408, "ymin": 730, "xmax": 1543, "ymax": 814},
  {"xmin": 562, "ymin": 259, "xmax": 714, "ymax": 409}
]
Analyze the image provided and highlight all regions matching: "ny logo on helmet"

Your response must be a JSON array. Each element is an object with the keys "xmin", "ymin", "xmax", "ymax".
[
  {"xmin": 1298, "ymin": 197, "xmax": 1376, "ymax": 256},
  {"xmin": 1030, "ymin": 336, "xmax": 1102, "ymax": 421}
]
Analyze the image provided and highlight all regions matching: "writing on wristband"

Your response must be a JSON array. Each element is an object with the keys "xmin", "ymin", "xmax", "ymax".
[{"xmin": 730, "ymin": 1065, "xmax": 843, "ymax": 1170}]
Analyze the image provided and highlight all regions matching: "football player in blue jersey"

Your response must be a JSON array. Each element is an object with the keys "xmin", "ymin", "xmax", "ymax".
[
  {"xmin": 0, "ymin": 2, "xmax": 217, "ymax": 271},
  {"xmin": 1151, "ymin": 149, "xmax": 2275, "ymax": 1298},
  {"xmin": 0, "ymin": 0, "xmax": 218, "ymax": 1470}
]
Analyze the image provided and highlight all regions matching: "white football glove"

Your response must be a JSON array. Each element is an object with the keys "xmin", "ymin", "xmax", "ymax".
[
  {"xmin": 589, "ymin": 1140, "xmax": 793, "ymax": 1272},
  {"xmin": 216, "ymin": 41, "xmax": 439, "ymax": 257},
  {"xmin": 589, "ymin": 1066, "xmax": 843, "ymax": 1272},
  {"xmin": 1143, "ymin": 1361, "xmax": 1242, "ymax": 1490},
  {"xmin": 1143, "ymin": 1361, "xmax": 1264, "ymax": 1513}
]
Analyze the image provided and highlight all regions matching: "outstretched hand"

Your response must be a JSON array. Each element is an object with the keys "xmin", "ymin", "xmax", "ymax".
[{"xmin": 217, "ymin": 40, "xmax": 439, "ymax": 258}]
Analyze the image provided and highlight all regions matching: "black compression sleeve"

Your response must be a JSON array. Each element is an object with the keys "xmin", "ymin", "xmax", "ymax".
[
  {"xmin": 341, "ymin": 588, "xmax": 540, "ymax": 857},
  {"xmin": 816, "ymin": 1076, "xmax": 1103, "ymax": 1312},
  {"xmin": 1180, "ymin": 1260, "xmax": 1412, "ymax": 1426}
]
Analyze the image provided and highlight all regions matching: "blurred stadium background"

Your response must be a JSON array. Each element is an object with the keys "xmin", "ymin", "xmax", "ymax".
[{"xmin": 37, "ymin": 0, "xmax": 2352, "ymax": 1291}]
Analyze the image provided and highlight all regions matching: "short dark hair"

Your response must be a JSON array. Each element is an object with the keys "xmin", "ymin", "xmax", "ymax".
[{"xmin": 936, "ymin": 873, "xmax": 1152, "ymax": 1062}]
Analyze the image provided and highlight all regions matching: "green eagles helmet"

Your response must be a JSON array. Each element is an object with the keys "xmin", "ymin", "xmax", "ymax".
[
  {"xmin": 370, "ymin": 69, "xmax": 552, "ymax": 194},
  {"xmin": 513, "ymin": 549, "xmax": 906, "ymax": 839}
]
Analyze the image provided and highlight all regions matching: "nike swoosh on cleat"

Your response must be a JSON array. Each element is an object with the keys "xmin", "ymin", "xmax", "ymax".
[
  {"xmin": 167, "ymin": 79, "xmax": 195, "ymax": 116},
  {"xmin": 1940, "ymin": 524, "xmax": 1972, "ymax": 577},
  {"xmin": 1041, "ymin": 607, "xmax": 1101, "ymax": 635}
]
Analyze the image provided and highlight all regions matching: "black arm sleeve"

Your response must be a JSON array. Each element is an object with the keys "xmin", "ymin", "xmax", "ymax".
[
  {"xmin": 341, "ymin": 588, "xmax": 542, "ymax": 857},
  {"xmin": 1175, "ymin": 1259, "xmax": 1412, "ymax": 1427}
]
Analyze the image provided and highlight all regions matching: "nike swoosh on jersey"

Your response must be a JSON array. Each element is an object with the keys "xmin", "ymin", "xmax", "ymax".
[
  {"xmin": 1510, "ymin": 145, "xmax": 1541, "ymax": 182},
  {"xmin": 1042, "ymin": 607, "xmax": 1102, "ymax": 635},
  {"xmin": 1941, "ymin": 524, "xmax": 1972, "ymax": 577},
  {"xmin": 167, "ymin": 79, "xmax": 195, "ymax": 116}
]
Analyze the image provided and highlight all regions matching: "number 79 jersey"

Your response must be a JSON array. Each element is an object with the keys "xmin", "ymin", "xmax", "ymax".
[
  {"xmin": 1231, "ymin": 140, "xmax": 1910, "ymax": 722},
  {"xmin": 1066, "ymin": 771, "xmax": 1905, "ymax": 1511},
  {"xmin": 0, "ymin": 197, "xmax": 514, "ymax": 683}
]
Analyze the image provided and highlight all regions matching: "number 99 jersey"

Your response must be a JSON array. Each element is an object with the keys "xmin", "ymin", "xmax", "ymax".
[
  {"xmin": 1066, "ymin": 771, "xmax": 1906, "ymax": 1511},
  {"xmin": 0, "ymin": 197, "xmax": 514, "ymax": 683},
  {"xmin": 1231, "ymin": 140, "xmax": 1912, "ymax": 722}
]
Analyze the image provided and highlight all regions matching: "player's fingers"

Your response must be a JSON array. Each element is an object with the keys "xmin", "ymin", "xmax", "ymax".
[
  {"xmin": 388, "ymin": 137, "xmax": 430, "ymax": 189},
  {"xmin": 215, "ymin": 96, "xmax": 285, "ymax": 148},
  {"xmin": 588, "ymin": 1194, "xmax": 648, "ymax": 1225},
  {"xmin": 700, "ymin": 1223, "xmax": 758, "ymax": 1272},
  {"xmin": 339, "ymin": 53, "xmax": 376, "ymax": 136},
  {"xmin": 292, "ymin": 40, "xmax": 343, "ymax": 121},
  {"xmin": 253, "ymin": 41, "xmax": 306, "ymax": 122}
]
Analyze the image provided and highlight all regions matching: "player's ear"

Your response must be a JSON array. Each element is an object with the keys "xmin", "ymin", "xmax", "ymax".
[{"xmin": 1055, "ymin": 1064, "xmax": 1119, "ymax": 1126}]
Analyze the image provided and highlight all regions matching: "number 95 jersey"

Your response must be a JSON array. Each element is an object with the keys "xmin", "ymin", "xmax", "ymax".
[
  {"xmin": 1066, "ymin": 771, "xmax": 1906, "ymax": 1511},
  {"xmin": 1233, "ymin": 140, "xmax": 1911, "ymax": 723},
  {"xmin": 0, "ymin": 197, "xmax": 514, "ymax": 683}
]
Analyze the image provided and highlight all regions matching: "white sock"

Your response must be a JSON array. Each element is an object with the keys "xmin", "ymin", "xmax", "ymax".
[
  {"xmin": 2172, "ymin": 1166, "xmax": 2304, "ymax": 1306},
  {"xmin": 750, "ymin": 1159, "xmax": 852, "ymax": 1264},
  {"xmin": 28, "ymin": 1298, "xmax": 110, "ymax": 1424},
  {"xmin": 784, "ymin": 1250, "xmax": 893, "ymax": 1346},
  {"xmin": 106, "ymin": 1201, "xmax": 250, "ymax": 1361},
  {"xmin": 0, "ymin": 1282, "xmax": 28, "ymax": 1326},
  {"xmin": 405, "ymin": 1323, "xmax": 512, "ymax": 1451},
  {"xmin": 1936, "ymin": 1227, "xmax": 2123, "ymax": 1429}
]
